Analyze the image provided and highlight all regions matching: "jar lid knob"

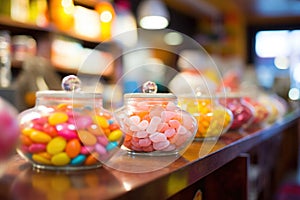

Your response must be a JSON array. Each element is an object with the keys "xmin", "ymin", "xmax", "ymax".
[
  {"xmin": 142, "ymin": 81, "xmax": 157, "ymax": 93},
  {"xmin": 61, "ymin": 75, "xmax": 81, "ymax": 92}
]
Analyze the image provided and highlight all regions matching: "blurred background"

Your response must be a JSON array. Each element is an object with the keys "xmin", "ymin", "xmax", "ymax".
[{"xmin": 0, "ymin": 0, "xmax": 299, "ymax": 110}]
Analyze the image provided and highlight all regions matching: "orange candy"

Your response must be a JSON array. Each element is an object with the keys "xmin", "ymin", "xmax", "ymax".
[
  {"xmin": 84, "ymin": 153, "xmax": 99, "ymax": 166},
  {"xmin": 65, "ymin": 139, "xmax": 81, "ymax": 158}
]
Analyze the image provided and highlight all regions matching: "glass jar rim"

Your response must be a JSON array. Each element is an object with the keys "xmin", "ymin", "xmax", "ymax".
[
  {"xmin": 178, "ymin": 94, "xmax": 217, "ymax": 99},
  {"xmin": 124, "ymin": 93, "xmax": 176, "ymax": 99},
  {"xmin": 216, "ymin": 92, "xmax": 248, "ymax": 98},
  {"xmin": 36, "ymin": 91, "xmax": 102, "ymax": 99}
]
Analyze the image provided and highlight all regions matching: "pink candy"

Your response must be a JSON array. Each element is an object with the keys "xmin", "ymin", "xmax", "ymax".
[
  {"xmin": 119, "ymin": 100, "xmax": 196, "ymax": 154},
  {"xmin": 28, "ymin": 143, "xmax": 46, "ymax": 153}
]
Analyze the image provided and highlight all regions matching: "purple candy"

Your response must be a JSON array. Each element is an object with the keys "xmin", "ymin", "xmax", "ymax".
[
  {"xmin": 74, "ymin": 116, "xmax": 93, "ymax": 130},
  {"xmin": 95, "ymin": 143, "xmax": 107, "ymax": 155},
  {"xmin": 97, "ymin": 135, "xmax": 109, "ymax": 146}
]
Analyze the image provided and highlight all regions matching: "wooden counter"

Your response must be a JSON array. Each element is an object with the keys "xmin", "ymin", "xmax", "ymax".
[{"xmin": 1, "ymin": 110, "xmax": 299, "ymax": 200}]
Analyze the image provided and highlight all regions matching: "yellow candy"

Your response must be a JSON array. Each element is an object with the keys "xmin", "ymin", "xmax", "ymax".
[
  {"xmin": 48, "ymin": 112, "xmax": 69, "ymax": 125},
  {"xmin": 32, "ymin": 153, "xmax": 52, "ymax": 165},
  {"xmin": 22, "ymin": 127, "xmax": 34, "ymax": 136},
  {"xmin": 51, "ymin": 152, "xmax": 70, "ymax": 166},
  {"xmin": 94, "ymin": 116, "xmax": 109, "ymax": 129},
  {"xmin": 108, "ymin": 130, "xmax": 122, "ymax": 141},
  {"xmin": 37, "ymin": 152, "xmax": 52, "ymax": 160},
  {"xmin": 30, "ymin": 130, "xmax": 52, "ymax": 143},
  {"xmin": 180, "ymin": 98, "xmax": 232, "ymax": 138},
  {"xmin": 47, "ymin": 137, "xmax": 67, "ymax": 155}
]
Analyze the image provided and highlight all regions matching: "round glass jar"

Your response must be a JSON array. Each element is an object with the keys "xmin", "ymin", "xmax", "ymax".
[
  {"xmin": 257, "ymin": 94, "xmax": 288, "ymax": 124},
  {"xmin": 178, "ymin": 96, "xmax": 233, "ymax": 140},
  {"xmin": 17, "ymin": 91, "xmax": 123, "ymax": 170},
  {"xmin": 243, "ymin": 96, "xmax": 269, "ymax": 127},
  {"xmin": 115, "ymin": 93, "xmax": 197, "ymax": 156},
  {"xmin": 217, "ymin": 93, "xmax": 255, "ymax": 131}
]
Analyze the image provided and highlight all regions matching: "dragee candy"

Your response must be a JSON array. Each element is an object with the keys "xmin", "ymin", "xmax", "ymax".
[
  {"xmin": 65, "ymin": 139, "xmax": 81, "ymax": 158},
  {"xmin": 179, "ymin": 97, "xmax": 233, "ymax": 139},
  {"xmin": 218, "ymin": 96, "xmax": 254, "ymax": 130},
  {"xmin": 17, "ymin": 91, "xmax": 123, "ymax": 170},
  {"xmin": 116, "ymin": 92, "xmax": 197, "ymax": 155},
  {"xmin": 243, "ymin": 97, "xmax": 269, "ymax": 127}
]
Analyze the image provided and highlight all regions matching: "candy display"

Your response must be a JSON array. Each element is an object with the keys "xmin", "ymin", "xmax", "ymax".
[
  {"xmin": 218, "ymin": 94, "xmax": 254, "ymax": 130},
  {"xmin": 115, "ymin": 81, "xmax": 197, "ymax": 155},
  {"xmin": 17, "ymin": 76, "xmax": 123, "ymax": 170},
  {"xmin": 179, "ymin": 96, "xmax": 233, "ymax": 139},
  {"xmin": 243, "ymin": 96, "xmax": 269, "ymax": 127},
  {"xmin": 257, "ymin": 94, "xmax": 288, "ymax": 124}
]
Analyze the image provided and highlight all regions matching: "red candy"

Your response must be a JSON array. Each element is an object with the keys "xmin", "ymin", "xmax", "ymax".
[{"xmin": 218, "ymin": 96, "xmax": 254, "ymax": 130}]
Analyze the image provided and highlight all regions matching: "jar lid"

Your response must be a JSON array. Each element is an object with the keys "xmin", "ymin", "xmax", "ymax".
[
  {"xmin": 124, "ymin": 92, "xmax": 176, "ymax": 99},
  {"xmin": 36, "ymin": 75, "xmax": 102, "ymax": 99},
  {"xmin": 178, "ymin": 94, "xmax": 217, "ymax": 99},
  {"xmin": 124, "ymin": 81, "xmax": 177, "ymax": 99},
  {"xmin": 36, "ymin": 90, "xmax": 102, "ymax": 99}
]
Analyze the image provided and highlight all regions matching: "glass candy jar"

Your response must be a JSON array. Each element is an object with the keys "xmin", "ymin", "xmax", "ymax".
[
  {"xmin": 115, "ymin": 81, "xmax": 197, "ymax": 155},
  {"xmin": 17, "ymin": 76, "xmax": 123, "ymax": 170},
  {"xmin": 257, "ymin": 93, "xmax": 288, "ymax": 124},
  {"xmin": 179, "ymin": 96, "xmax": 233, "ymax": 140},
  {"xmin": 243, "ymin": 96, "xmax": 269, "ymax": 127},
  {"xmin": 218, "ymin": 93, "xmax": 255, "ymax": 131}
]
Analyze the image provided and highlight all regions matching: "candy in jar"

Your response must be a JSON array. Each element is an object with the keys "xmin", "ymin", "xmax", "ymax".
[
  {"xmin": 243, "ymin": 96, "xmax": 269, "ymax": 127},
  {"xmin": 257, "ymin": 93, "xmax": 288, "ymax": 124},
  {"xmin": 179, "ymin": 96, "xmax": 233, "ymax": 139},
  {"xmin": 115, "ymin": 81, "xmax": 197, "ymax": 155},
  {"xmin": 218, "ymin": 93, "xmax": 254, "ymax": 131},
  {"xmin": 17, "ymin": 75, "xmax": 123, "ymax": 170}
]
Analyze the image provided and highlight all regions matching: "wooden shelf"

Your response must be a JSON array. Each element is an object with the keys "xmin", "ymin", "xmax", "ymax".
[
  {"xmin": 0, "ymin": 110, "xmax": 299, "ymax": 199},
  {"xmin": 0, "ymin": 15, "xmax": 105, "ymax": 45},
  {"xmin": 0, "ymin": 15, "xmax": 50, "ymax": 32},
  {"xmin": 0, "ymin": 15, "xmax": 121, "ymax": 76}
]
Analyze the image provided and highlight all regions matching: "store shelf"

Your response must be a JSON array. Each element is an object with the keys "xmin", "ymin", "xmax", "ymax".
[
  {"xmin": 0, "ymin": 15, "xmax": 50, "ymax": 32},
  {"xmin": 0, "ymin": 110, "xmax": 299, "ymax": 199},
  {"xmin": 0, "ymin": 15, "xmax": 104, "ymax": 44},
  {"xmin": 0, "ymin": 14, "xmax": 121, "ymax": 77}
]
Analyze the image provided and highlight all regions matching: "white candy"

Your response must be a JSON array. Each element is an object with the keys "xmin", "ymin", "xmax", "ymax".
[
  {"xmin": 129, "ymin": 115, "xmax": 140, "ymax": 125},
  {"xmin": 138, "ymin": 138, "xmax": 152, "ymax": 147},
  {"xmin": 149, "ymin": 132, "xmax": 167, "ymax": 143},
  {"xmin": 177, "ymin": 125, "xmax": 187, "ymax": 135},
  {"xmin": 138, "ymin": 120, "xmax": 149, "ymax": 130},
  {"xmin": 146, "ymin": 116, "xmax": 161, "ymax": 133},
  {"xmin": 153, "ymin": 140, "xmax": 170, "ymax": 150},
  {"xmin": 164, "ymin": 128, "xmax": 176, "ymax": 138},
  {"xmin": 166, "ymin": 102, "xmax": 178, "ymax": 111},
  {"xmin": 130, "ymin": 125, "xmax": 141, "ymax": 132},
  {"xmin": 135, "ymin": 130, "xmax": 148, "ymax": 138}
]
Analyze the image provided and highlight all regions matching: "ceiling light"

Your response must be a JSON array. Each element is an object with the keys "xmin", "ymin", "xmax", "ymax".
[{"xmin": 137, "ymin": 0, "xmax": 169, "ymax": 30}]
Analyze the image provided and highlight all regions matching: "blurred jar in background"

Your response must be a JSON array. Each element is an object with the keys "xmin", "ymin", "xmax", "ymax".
[
  {"xmin": 168, "ymin": 50, "xmax": 218, "ymax": 96},
  {"xmin": 0, "ymin": 31, "xmax": 12, "ymax": 88},
  {"xmin": 11, "ymin": 35, "xmax": 37, "ymax": 63},
  {"xmin": 13, "ymin": 56, "xmax": 61, "ymax": 110}
]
